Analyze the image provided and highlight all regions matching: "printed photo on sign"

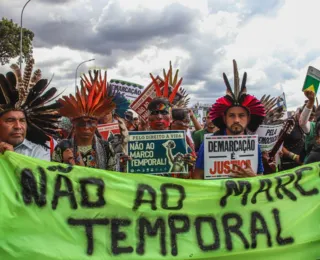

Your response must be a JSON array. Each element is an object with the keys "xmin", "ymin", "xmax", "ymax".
[
  {"xmin": 204, "ymin": 135, "xmax": 258, "ymax": 179},
  {"xmin": 127, "ymin": 130, "xmax": 188, "ymax": 175}
]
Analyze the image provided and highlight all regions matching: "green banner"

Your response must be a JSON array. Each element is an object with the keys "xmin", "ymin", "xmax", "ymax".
[{"xmin": 0, "ymin": 152, "xmax": 320, "ymax": 259}]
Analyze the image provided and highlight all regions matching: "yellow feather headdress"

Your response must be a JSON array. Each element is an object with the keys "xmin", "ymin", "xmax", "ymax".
[{"xmin": 149, "ymin": 61, "xmax": 189, "ymax": 108}]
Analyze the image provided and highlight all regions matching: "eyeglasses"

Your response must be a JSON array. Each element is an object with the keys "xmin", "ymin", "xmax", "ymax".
[
  {"xmin": 150, "ymin": 110, "xmax": 169, "ymax": 116},
  {"xmin": 74, "ymin": 121, "xmax": 97, "ymax": 128}
]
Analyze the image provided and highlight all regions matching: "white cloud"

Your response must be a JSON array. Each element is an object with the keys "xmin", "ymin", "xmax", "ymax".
[
  {"xmin": 221, "ymin": 0, "xmax": 320, "ymax": 109},
  {"xmin": 1, "ymin": 0, "xmax": 320, "ymax": 110}
]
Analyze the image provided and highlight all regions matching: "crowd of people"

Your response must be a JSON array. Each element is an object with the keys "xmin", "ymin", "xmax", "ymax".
[{"xmin": 0, "ymin": 58, "xmax": 318, "ymax": 179}]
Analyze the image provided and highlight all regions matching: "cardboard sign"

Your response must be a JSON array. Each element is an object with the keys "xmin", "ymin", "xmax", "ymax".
[
  {"xmin": 130, "ymin": 76, "xmax": 165, "ymax": 122},
  {"xmin": 110, "ymin": 79, "xmax": 144, "ymax": 102},
  {"xmin": 97, "ymin": 123, "xmax": 120, "ymax": 140},
  {"xmin": 127, "ymin": 130, "xmax": 188, "ymax": 175},
  {"xmin": 256, "ymin": 124, "xmax": 282, "ymax": 152},
  {"xmin": 130, "ymin": 76, "xmax": 185, "ymax": 122},
  {"xmin": 204, "ymin": 135, "xmax": 258, "ymax": 179}
]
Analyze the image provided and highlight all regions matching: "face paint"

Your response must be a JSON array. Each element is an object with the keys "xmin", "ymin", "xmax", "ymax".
[
  {"xmin": 148, "ymin": 106, "xmax": 171, "ymax": 130},
  {"xmin": 73, "ymin": 117, "xmax": 98, "ymax": 140},
  {"xmin": 148, "ymin": 112, "xmax": 171, "ymax": 130},
  {"xmin": 149, "ymin": 119, "xmax": 170, "ymax": 130}
]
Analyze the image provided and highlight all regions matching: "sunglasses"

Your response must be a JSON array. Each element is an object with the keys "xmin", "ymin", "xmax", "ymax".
[{"xmin": 150, "ymin": 110, "xmax": 169, "ymax": 116}]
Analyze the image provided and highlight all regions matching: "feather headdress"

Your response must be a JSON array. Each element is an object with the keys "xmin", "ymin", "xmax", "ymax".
[
  {"xmin": 209, "ymin": 60, "xmax": 265, "ymax": 132},
  {"xmin": 0, "ymin": 58, "xmax": 61, "ymax": 146},
  {"xmin": 260, "ymin": 94, "xmax": 284, "ymax": 124},
  {"xmin": 106, "ymin": 85, "xmax": 130, "ymax": 118},
  {"xmin": 58, "ymin": 70, "xmax": 115, "ymax": 120},
  {"xmin": 149, "ymin": 61, "xmax": 189, "ymax": 108}
]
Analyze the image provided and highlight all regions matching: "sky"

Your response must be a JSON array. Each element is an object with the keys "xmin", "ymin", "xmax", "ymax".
[{"xmin": 1, "ymin": 0, "xmax": 320, "ymax": 110}]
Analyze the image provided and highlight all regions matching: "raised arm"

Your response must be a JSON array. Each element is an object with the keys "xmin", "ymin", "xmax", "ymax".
[
  {"xmin": 189, "ymin": 109, "xmax": 202, "ymax": 131},
  {"xmin": 299, "ymin": 90, "xmax": 315, "ymax": 134}
]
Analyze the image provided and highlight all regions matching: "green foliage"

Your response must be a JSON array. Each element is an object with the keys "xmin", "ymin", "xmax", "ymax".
[{"xmin": 0, "ymin": 17, "xmax": 34, "ymax": 65}]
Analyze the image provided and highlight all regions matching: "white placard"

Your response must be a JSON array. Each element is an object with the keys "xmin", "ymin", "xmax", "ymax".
[
  {"xmin": 256, "ymin": 124, "xmax": 282, "ymax": 152},
  {"xmin": 204, "ymin": 135, "xmax": 258, "ymax": 179}
]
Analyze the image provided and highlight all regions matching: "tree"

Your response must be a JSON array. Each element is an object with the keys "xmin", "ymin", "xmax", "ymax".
[{"xmin": 0, "ymin": 17, "xmax": 34, "ymax": 65}]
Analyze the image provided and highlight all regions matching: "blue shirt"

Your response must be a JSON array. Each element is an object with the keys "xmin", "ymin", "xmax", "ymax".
[
  {"xmin": 14, "ymin": 139, "xmax": 50, "ymax": 161},
  {"xmin": 195, "ymin": 135, "xmax": 264, "ymax": 174}
]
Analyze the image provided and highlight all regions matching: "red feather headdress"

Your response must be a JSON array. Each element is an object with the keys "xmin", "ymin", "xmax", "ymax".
[
  {"xmin": 58, "ymin": 70, "xmax": 115, "ymax": 120},
  {"xmin": 209, "ymin": 60, "xmax": 265, "ymax": 132},
  {"xmin": 149, "ymin": 61, "xmax": 189, "ymax": 107}
]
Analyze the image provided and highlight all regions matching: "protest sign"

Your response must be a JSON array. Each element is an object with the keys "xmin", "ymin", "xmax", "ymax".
[
  {"xmin": 130, "ymin": 77, "xmax": 184, "ymax": 122},
  {"xmin": 110, "ymin": 79, "xmax": 144, "ymax": 102},
  {"xmin": 277, "ymin": 92, "xmax": 288, "ymax": 119},
  {"xmin": 130, "ymin": 76, "xmax": 164, "ymax": 122},
  {"xmin": 127, "ymin": 130, "xmax": 188, "ymax": 175},
  {"xmin": 256, "ymin": 124, "xmax": 283, "ymax": 152},
  {"xmin": 204, "ymin": 135, "xmax": 258, "ymax": 179},
  {"xmin": 97, "ymin": 123, "xmax": 120, "ymax": 140},
  {"xmin": 0, "ymin": 152, "xmax": 320, "ymax": 259},
  {"xmin": 302, "ymin": 66, "xmax": 320, "ymax": 94}
]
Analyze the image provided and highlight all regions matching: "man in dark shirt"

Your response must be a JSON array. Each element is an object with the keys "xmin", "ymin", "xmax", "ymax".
[
  {"xmin": 281, "ymin": 102, "xmax": 315, "ymax": 170},
  {"xmin": 281, "ymin": 113, "xmax": 305, "ymax": 170}
]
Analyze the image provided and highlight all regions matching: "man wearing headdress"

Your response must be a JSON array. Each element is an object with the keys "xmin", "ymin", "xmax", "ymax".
[
  {"xmin": 147, "ymin": 62, "xmax": 189, "ymax": 131},
  {"xmin": 194, "ymin": 60, "xmax": 265, "ymax": 179},
  {"xmin": 51, "ymin": 70, "xmax": 118, "ymax": 170},
  {"xmin": 146, "ymin": 62, "xmax": 196, "ymax": 177},
  {"xmin": 256, "ymin": 95, "xmax": 286, "ymax": 174},
  {"xmin": 0, "ymin": 59, "xmax": 61, "ymax": 160}
]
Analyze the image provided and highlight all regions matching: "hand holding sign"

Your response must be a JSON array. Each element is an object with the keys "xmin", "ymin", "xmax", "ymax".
[
  {"xmin": 119, "ymin": 154, "xmax": 131, "ymax": 165},
  {"xmin": 230, "ymin": 161, "xmax": 257, "ymax": 178},
  {"xmin": 62, "ymin": 149, "xmax": 85, "ymax": 166},
  {"xmin": 62, "ymin": 148, "xmax": 74, "ymax": 164},
  {"xmin": 183, "ymin": 153, "xmax": 197, "ymax": 167},
  {"xmin": 304, "ymin": 90, "xmax": 315, "ymax": 103}
]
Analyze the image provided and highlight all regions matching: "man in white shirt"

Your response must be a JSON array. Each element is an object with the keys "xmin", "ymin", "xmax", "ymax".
[
  {"xmin": 0, "ymin": 110, "xmax": 50, "ymax": 160},
  {"xmin": 0, "ymin": 59, "xmax": 60, "ymax": 161}
]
